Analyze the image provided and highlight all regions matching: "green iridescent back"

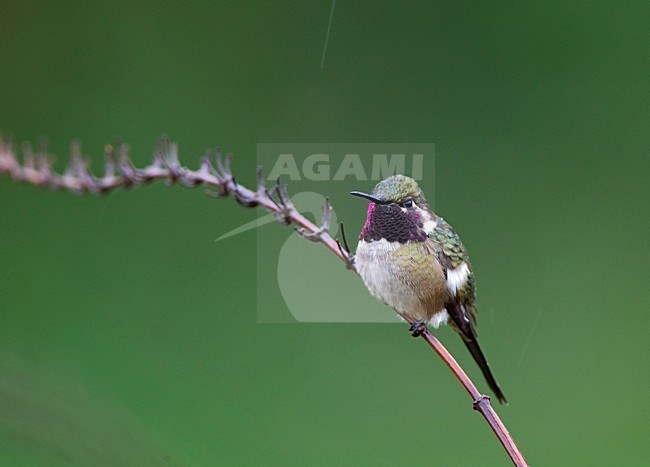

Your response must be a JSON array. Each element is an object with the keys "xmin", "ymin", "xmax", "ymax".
[
  {"xmin": 430, "ymin": 216, "xmax": 479, "ymax": 332},
  {"xmin": 430, "ymin": 217, "xmax": 467, "ymax": 268}
]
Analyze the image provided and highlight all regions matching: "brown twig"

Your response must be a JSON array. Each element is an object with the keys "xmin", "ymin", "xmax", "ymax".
[
  {"xmin": 0, "ymin": 137, "xmax": 352, "ymax": 267},
  {"xmin": 413, "ymin": 324, "xmax": 527, "ymax": 466},
  {"xmin": 0, "ymin": 136, "xmax": 526, "ymax": 466}
]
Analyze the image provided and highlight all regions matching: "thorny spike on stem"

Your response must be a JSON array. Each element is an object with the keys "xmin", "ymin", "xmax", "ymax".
[
  {"xmin": 264, "ymin": 187, "xmax": 283, "ymax": 212},
  {"xmin": 0, "ymin": 136, "xmax": 526, "ymax": 466},
  {"xmin": 255, "ymin": 166, "xmax": 267, "ymax": 197},
  {"xmin": 267, "ymin": 177, "xmax": 292, "ymax": 225},
  {"xmin": 297, "ymin": 196, "xmax": 332, "ymax": 242},
  {"xmin": 336, "ymin": 222, "xmax": 355, "ymax": 270},
  {"xmin": 231, "ymin": 177, "xmax": 258, "ymax": 207},
  {"xmin": 339, "ymin": 222, "xmax": 351, "ymax": 254}
]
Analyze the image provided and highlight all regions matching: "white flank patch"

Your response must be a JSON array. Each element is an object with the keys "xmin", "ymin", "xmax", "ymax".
[
  {"xmin": 429, "ymin": 310, "xmax": 449, "ymax": 328},
  {"xmin": 446, "ymin": 262, "xmax": 469, "ymax": 295}
]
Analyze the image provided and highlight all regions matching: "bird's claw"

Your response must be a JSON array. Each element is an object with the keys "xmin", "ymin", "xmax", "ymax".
[{"xmin": 409, "ymin": 320, "xmax": 427, "ymax": 337}]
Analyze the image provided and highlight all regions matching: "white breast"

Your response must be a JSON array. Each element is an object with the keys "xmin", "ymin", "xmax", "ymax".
[
  {"xmin": 355, "ymin": 239, "xmax": 446, "ymax": 325},
  {"xmin": 355, "ymin": 239, "xmax": 401, "ymax": 307}
]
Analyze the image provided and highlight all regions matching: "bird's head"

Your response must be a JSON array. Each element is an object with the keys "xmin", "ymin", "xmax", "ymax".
[{"xmin": 351, "ymin": 175, "xmax": 433, "ymax": 243}]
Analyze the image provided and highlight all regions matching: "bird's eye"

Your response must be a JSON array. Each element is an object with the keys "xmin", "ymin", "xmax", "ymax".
[{"xmin": 402, "ymin": 199, "xmax": 413, "ymax": 208}]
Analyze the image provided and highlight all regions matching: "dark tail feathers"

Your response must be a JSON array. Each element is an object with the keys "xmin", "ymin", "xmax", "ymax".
[{"xmin": 464, "ymin": 339, "xmax": 508, "ymax": 404}]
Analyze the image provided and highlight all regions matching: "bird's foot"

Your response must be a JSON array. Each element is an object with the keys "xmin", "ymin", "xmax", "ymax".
[{"xmin": 409, "ymin": 320, "xmax": 427, "ymax": 337}]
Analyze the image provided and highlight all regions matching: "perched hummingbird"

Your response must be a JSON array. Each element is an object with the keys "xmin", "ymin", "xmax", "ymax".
[{"xmin": 351, "ymin": 175, "xmax": 507, "ymax": 404}]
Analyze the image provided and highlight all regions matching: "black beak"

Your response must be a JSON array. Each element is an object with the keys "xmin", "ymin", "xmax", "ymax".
[{"xmin": 349, "ymin": 191, "xmax": 388, "ymax": 204}]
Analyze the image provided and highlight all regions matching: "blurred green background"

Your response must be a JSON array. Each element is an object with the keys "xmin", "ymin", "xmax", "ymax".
[{"xmin": 1, "ymin": 1, "xmax": 649, "ymax": 465}]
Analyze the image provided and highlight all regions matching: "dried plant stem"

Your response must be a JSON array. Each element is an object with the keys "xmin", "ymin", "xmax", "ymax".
[
  {"xmin": 417, "ymin": 327, "xmax": 527, "ymax": 466},
  {"xmin": 0, "ymin": 137, "xmax": 526, "ymax": 465},
  {"xmin": 0, "ymin": 137, "xmax": 350, "ymax": 264}
]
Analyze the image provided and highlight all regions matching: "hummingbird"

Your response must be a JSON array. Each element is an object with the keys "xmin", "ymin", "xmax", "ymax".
[{"xmin": 351, "ymin": 174, "xmax": 507, "ymax": 404}]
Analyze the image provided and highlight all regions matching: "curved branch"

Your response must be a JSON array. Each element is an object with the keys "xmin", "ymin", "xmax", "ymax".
[
  {"xmin": 0, "ymin": 136, "xmax": 526, "ymax": 466},
  {"xmin": 0, "ymin": 137, "xmax": 353, "ymax": 267},
  {"xmin": 415, "ymin": 326, "xmax": 527, "ymax": 465}
]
